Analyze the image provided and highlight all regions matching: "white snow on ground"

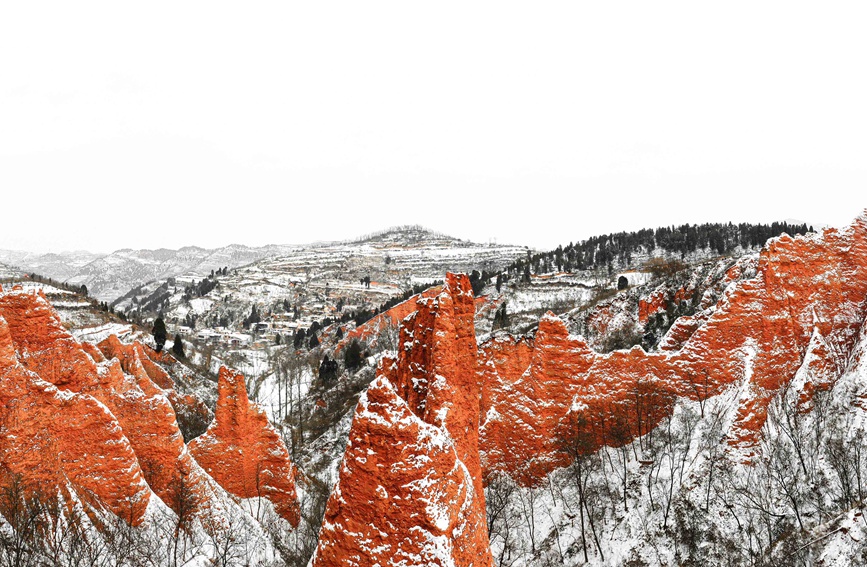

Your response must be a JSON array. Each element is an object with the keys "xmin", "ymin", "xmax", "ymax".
[
  {"xmin": 71, "ymin": 322, "xmax": 134, "ymax": 344},
  {"xmin": 253, "ymin": 364, "xmax": 315, "ymax": 422}
]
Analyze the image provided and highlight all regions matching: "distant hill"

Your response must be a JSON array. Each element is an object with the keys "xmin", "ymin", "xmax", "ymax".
[
  {"xmin": 0, "ymin": 245, "xmax": 297, "ymax": 301},
  {"xmin": 112, "ymin": 225, "xmax": 528, "ymax": 334},
  {"xmin": 0, "ymin": 226, "xmax": 526, "ymax": 303},
  {"xmin": 0, "ymin": 260, "xmax": 22, "ymax": 280}
]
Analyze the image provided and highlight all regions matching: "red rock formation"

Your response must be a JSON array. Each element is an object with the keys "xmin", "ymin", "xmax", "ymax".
[
  {"xmin": 481, "ymin": 313, "xmax": 676, "ymax": 484},
  {"xmin": 0, "ymin": 290, "xmax": 212, "ymax": 515},
  {"xmin": 0, "ymin": 294, "xmax": 152, "ymax": 524},
  {"xmin": 585, "ymin": 255, "xmax": 756, "ymax": 349},
  {"xmin": 638, "ymin": 286, "xmax": 692, "ymax": 324},
  {"xmin": 98, "ymin": 334, "xmax": 173, "ymax": 389},
  {"xmin": 189, "ymin": 367, "xmax": 300, "ymax": 526},
  {"xmin": 481, "ymin": 214, "xmax": 867, "ymax": 481},
  {"xmin": 657, "ymin": 315, "xmax": 700, "ymax": 351},
  {"xmin": 97, "ymin": 335, "xmax": 212, "ymax": 439},
  {"xmin": 0, "ymin": 288, "xmax": 288, "ymax": 529},
  {"xmin": 313, "ymin": 273, "xmax": 493, "ymax": 567}
]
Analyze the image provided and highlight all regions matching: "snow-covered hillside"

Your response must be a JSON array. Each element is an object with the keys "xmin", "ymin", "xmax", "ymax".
[
  {"xmin": 0, "ymin": 244, "xmax": 300, "ymax": 302},
  {"xmin": 1, "ymin": 226, "xmax": 528, "ymax": 305},
  {"xmin": 114, "ymin": 226, "xmax": 527, "ymax": 346},
  {"xmin": 0, "ymin": 261, "xmax": 22, "ymax": 280}
]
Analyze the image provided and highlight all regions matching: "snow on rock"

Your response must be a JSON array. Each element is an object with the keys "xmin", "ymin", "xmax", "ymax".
[
  {"xmin": 0, "ymin": 286, "xmax": 276, "ymax": 542},
  {"xmin": 189, "ymin": 366, "xmax": 301, "ymax": 526},
  {"xmin": 312, "ymin": 273, "xmax": 493, "ymax": 567},
  {"xmin": 479, "ymin": 213, "xmax": 867, "ymax": 484},
  {"xmin": 0, "ymin": 290, "xmax": 153, "ymax": 524}
]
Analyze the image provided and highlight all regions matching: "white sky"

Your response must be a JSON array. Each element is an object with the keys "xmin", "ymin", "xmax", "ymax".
[{"xmin": 1, "ymin": 2, "xmax": 865, "ymax": 253}]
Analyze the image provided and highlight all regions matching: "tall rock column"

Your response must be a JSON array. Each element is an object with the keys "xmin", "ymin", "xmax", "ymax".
[
  {"xmin": 312, "ymin": 273, "xmax": 493, "ymax": 567},
  {"xmin": 189, "ymin": 367, "xmax": 301, "ymax": 526}
]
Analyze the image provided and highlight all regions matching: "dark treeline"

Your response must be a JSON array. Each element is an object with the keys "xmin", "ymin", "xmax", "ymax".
[
  {"xmin": 3, "ymin": 273, "xmax": 90, "ymax": 297},
  {"xmin": 505, "ymin": 221, "xmax": 812, "ymax": 278}
]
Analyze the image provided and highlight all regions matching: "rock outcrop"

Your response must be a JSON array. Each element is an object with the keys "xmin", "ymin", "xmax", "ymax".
[
  {"xmin": 0, "ymin": 287, "xmax": 299, "ymax": 531},
  {"xmin": 189, "ymin": 367, "xmax": 301, "ymax": 526},
  {"xmin": 480, "ymin": 214, "xmax": 867, "ymax": 482},
  {"xmin": 315, "ymin": 212, "xmax": 867, "ymax": 562},
  {"xmin": 0, "ymin": 291, "xmax": 153, "ymax": 523},
  {"xmin": 312, "ymin": 273, "xmax": 493, "ymax": 567}
]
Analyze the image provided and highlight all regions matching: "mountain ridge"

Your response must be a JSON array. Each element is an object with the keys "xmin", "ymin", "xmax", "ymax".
[{"xmin": 0, "ymin": 226, "xmax": 500, "ymax": 303}]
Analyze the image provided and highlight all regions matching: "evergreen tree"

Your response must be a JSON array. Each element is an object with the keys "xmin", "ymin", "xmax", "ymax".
[
  {"xmin": 492, "ymin": 302, "xmax": 509, "ymax": 330},
  {"xmin": 293, "ymin": 328, "xmax": 306, "ymax": 349},
  {"xmin": 344, "ymin": 339, "xmax": 364, "ymax": 371},
  {"xmin": 319, "ymin": 355, "xmax": 339, "ymax": 383},
  {"xmin": 469, "ymin": 270, "xmax": 486, "ymax": 296},
  {"xmin": 153, "ymin": 317, "xmax": 167, "ymax": 353},
  {"xmin": 308, "ymin": 332, "xmax": 320, "ymax": 349},
  {"xmin": 172, "ymin": 334, "xmax": 185, "ymax": 358},
  {"xmin": 243, "ymin": 305, "xmax": 261, "ymax": 328}
]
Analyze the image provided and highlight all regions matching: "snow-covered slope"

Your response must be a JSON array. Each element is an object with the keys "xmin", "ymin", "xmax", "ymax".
[
  {"xmin": 113, "ymin": 226, "xmax": 526, "ymax": 348},
  {"xmin": 2, "ymin": 226, "xmax": 528, "ymax": 305},
  {"xmin": 0, "ymin": 244, "xmax": 300, "ymax": 302}
]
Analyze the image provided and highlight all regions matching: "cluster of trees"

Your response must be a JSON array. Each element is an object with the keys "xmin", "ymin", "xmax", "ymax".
[
  {"xmin": 151, "ymin": 317, "xmax": 185, "ymax": 359},
  {"xmin": 130, "ymin": 284, "xmax": 172, "ymax": 318},
  {"xmin": 183, "ymin": 269, "xmax": 227, "ymax": 301},
  {"xmin": 504, "ymin": 221, "xmax": 812, "ymax": 280},
  {"xmin": 95, "ymin": 301, "xmax": 114, "ymax": 314},
  {"xmin": 0, "ymin": 471, "xmax": 322, "ymax": 567},
  {"xmin": 484, "ymin": 378, "xmax": 867, "ymax": 566},
  {"xmin": 184, "ymin": 277, "xmax": 218, "ymax": 300},
  {"xmin": 243, "ymin": 305, "xmax": 261, "ymax": 329},
  {"xmin": 0, "ymin": 273, "xmax": 91, "ymax": 297}
]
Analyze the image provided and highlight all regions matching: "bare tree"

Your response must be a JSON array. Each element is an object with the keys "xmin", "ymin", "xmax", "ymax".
[
  {"xmin": 201, "ymin": 508, "xmax": 252, "ymax": 567},
  {"xmin": 164, "ymin": 472, "xmax": 202, "ymax": 567},
  {"xmin": 484, "ymin": 471, "xmax": 520, "ymax": 566},
  {"xmin": 0, "ymin": 473, "xmax": 44, "ymax": 567},
  {"xmin": 557, "ymin": 413, "xmax": 604, "ymax": 563}
]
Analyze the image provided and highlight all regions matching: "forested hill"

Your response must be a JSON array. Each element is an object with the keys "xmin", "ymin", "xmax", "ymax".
[{"xmin": 506, "ymin": 220, "xmax": 812, "ymax": 276}]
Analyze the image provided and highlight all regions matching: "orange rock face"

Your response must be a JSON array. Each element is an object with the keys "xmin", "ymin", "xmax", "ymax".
[
  {"xmin": 0, "ymin": 292, "xmax": 152, "ymax": 524},
  {"xmin": 481, "ymin": 314, "xmax": 676, "ymax": 484},
  {"xmin": 0, "ymin": 290, "xmax": 229, "ymax": 520},
  {"xmin": 189, "ymin": 367, "xmax": 301, "ymax": 526},
  {"xmin": 0, "ymin": 287, "xmax": 300, "ymax": 530},
  {"xmin": 313, "ymin": 273, "xmax": 493, "ymax": 567},
  {"xmin": 481, "ymin": 215, "xmax": 867, "ymax": 481}
]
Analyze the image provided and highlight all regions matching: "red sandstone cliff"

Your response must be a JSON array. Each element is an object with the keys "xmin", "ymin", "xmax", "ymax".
[
  {"xmin": 0, "ymin": 311, "xmax": 153, "ymax": 524},
  {"xmin": 480, "ymin": 214, "xmax": 867, "ymax": 481},
  {"xmin": 0, "ymin": 288, "xmax": 299, "ymax": 531},
  {"xmin": 189, "ymin": 367, "xmax": 301, "ymax": 526},
  {"xmin": 0, "ymin": 290, "xmax": 159, "ymax": 523},
  {"xmin": 312, "ymin": 273, "xmax": 493, "ymax": 567}
]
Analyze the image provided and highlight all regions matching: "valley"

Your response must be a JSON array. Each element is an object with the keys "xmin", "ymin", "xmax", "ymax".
[{"xmin": 2, "ymin": 216, "xmax": 866, "ymax": 566}]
